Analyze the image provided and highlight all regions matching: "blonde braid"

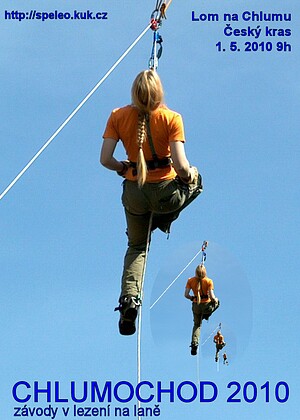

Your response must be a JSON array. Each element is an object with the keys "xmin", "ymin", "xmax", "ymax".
[
  {"xmin": 137, "ymin": 113, "xmax": 148, "ymax": 188},
  {"xmin": 197, "ymin": 281, "xmax": 202, "ymax": 305},
  {"xmin": 131, "ymin": 70, "xmax": 164, "ymax": 187}
]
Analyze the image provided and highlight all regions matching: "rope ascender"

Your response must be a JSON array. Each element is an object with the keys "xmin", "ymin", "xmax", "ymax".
[
  {"xmin": 201, "ymin": 240, "xmax": 208, "ymax": 265},
  {"xmin": 148, "ymin": 1, "xmax": 173, "ymax": 70}
]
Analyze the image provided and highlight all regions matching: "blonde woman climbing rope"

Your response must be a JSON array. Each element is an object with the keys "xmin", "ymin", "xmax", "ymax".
[
  {"xmin": 214, "ymin": 330, "xmax": 226, "ymax": 362},
  {"xmin": 101, "ymin": 70, "xmax": 202, "ymax": 335},
  {"xmin": 185, "ymin": 264, "xmax": 219, "ymax": 355}
]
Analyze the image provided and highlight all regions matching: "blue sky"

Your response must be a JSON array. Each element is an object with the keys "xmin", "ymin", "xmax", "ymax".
[{"xmin": 1, "ymin": 0, "xmax": 299, "ymax": 419}]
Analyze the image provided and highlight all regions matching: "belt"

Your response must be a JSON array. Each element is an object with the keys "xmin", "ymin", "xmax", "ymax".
[
  {"xmin": 192, "ymin": 295, "xmax": 209, "ymax": 301},
  {"xmin": 130, "ymin": 158, "xmax": 172, "ymax": 175}
]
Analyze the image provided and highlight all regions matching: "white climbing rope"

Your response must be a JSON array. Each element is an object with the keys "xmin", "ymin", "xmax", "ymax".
[{"xmin": 0, "ymin": 23, "xmax": 151, "ymax": 201}]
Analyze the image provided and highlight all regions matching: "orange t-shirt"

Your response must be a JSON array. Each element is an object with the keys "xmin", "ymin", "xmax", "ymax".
[
  {"xmin": 102, "ymin": 104, "xmax": 185, "ymax": 182},
  {"xmin": 214, "ymin": 334, "xmax": 224, "ymax": 345},
  {"xmin": 186, "ymin": 276, "xmax": 214, "ymax": 303}
]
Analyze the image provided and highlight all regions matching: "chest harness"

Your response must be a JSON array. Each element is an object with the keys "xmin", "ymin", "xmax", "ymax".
[{"xmin": 130, "ymin": 113, "xmax": 172, "ymax": 176}]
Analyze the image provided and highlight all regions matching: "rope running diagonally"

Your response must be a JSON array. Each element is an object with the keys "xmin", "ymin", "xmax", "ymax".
[
  {"xmin": 201, "ymin": 323, "xmax": 220, "ymax": 347},
  {"xmin": 0, "ymin": 23, "xmax": 152, "ymax": 201},
  {"xmin": 150, "ymin": 248, "xmax": 203, "ymax": 310},
  {"xmin": 150, "ymin": 240, "xmax": 208, "ymax": 310}
]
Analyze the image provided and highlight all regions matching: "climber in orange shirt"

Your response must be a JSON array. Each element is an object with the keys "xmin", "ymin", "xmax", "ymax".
[{"xmin": 185, "ymin": 264, "xmax": 219, "ymax": 355}]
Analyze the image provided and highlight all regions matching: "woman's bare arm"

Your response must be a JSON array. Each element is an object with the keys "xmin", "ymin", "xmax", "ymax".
[{"xmin": 100, "ymin": 138, "xmax": 124, "ymax": 172}]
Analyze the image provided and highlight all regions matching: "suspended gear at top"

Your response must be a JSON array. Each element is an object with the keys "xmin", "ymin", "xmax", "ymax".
[
  {"xmin": 148, "ymin": 32, "xmax": 163, "ymax": 70},
  {"xmin": 201, "ymin": 240, "xmax": 208, "ymax": 265},
  {"xmin": 148, "ymin": 1, "xmax": 173, "ymax": 70},
  {"xmin": 150, "ymin": 1, "xmax": 170, "ymax": 28}
]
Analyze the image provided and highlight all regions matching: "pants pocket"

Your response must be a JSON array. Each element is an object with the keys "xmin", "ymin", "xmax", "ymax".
[{"xmin": 156, "ymin": 180, "xmax": 186, "ymax": 213}]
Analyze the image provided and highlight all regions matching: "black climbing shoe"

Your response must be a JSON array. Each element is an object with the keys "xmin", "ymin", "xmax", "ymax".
[
  {"xmin": 115, "ymin": 296, "xmax": 140, "ymax": 336},
  {"xmin": 190, "ymin": 343, "xmax": 198, "ymax": 356}
]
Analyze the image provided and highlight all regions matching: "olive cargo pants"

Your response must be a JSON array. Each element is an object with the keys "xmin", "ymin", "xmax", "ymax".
[
  {"xmin": 120, "ymin": 172, "xmax": 202, "ymax": 298},
  {"xmin": 191, "ymin": 300, "xmax": 220, "ymax": 346}
]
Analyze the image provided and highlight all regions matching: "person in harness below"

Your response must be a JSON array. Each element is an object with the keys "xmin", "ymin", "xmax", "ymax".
[
  {"xmin": 101, "ymin": 70, "xmax": 202, "ymax": 336},
  {"xmin": 184, "ymin": 264, "xmax": 219, "ymax": 355},
  {"xmin": 223, "ymin": 352, "xmax": 229, "ymax": 365},
  {"xmin": 214, "ymin": 330, "xmax": 226, "ymax": 362}
]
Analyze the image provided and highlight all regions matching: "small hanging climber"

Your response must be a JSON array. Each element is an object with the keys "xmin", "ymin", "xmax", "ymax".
[
  {"xmin": 214, "ymin": 330, "xmax": 226, "ymax": 362},
  {"xmin": 223, "ymin": 352, "xmax": 229, "ymax": 365},
  {"xmin": 184, "ymin": 264, "xmax": 219, "ymax": 355},
  {"xmin": 101, "ymin": 70, "xmax": 202, "ymax": 336}
]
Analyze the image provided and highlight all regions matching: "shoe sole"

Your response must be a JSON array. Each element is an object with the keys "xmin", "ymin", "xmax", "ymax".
[
  {"xmin": 190, "ymin": 345, "xmax": 198, "ymax": 356},
  {"xmin": 125, "ymin": 307, "xmax": 138, "ymax": 322},
  {"xmin": 118, "ymin": 307, "xmax": 138, "ymax": 336},
  {"xmin": 119, "ymin": 319, "xmax": 136, "ymax": 335}
]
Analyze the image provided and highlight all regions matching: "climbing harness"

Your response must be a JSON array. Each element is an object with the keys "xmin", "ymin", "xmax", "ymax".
[
  {"xmin": 129, "ymin": 112, "xmax": 172, "ymax": 177},
  {"xmin": 145, "ymin": 113, "xmax": 171, "ymax": 168}
]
